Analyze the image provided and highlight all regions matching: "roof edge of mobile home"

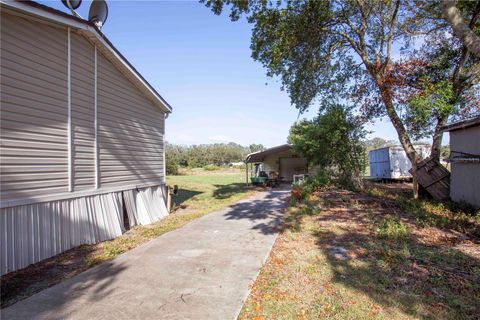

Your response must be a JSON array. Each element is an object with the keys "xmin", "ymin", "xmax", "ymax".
[
  {"xmin": 442, "ymin": 116, "xmax": 480, "ymax": 132},
  {"xmin": 1, "ymin": 0, "xmax": 172, "ymax": 113}
]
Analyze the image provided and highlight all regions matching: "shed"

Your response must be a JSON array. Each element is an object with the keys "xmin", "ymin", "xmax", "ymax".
[
  {"xmin": 443, "ymin": 116, "xmax": 480, "ymax": 208},
  {"xmin": 245, "ymin": 144, "xmax": 308, "ymax": 184},
  {"xmin": 0, "ymin": 1, "xmax": 172, "ymax": 275},
  {"xmin": 369, "ymin": 145, "xmax": 430, "ymax": 180}
]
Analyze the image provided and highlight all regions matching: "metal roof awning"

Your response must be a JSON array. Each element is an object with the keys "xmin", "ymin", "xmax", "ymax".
[{"xmin": 245, "ymin": 144, "xmax": 293, "ymax": 163}]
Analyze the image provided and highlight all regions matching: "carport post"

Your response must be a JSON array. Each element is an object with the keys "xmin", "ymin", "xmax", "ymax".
[{"xmin": 245, "ymin": 161, "xmax": 249, "ymax": 186}]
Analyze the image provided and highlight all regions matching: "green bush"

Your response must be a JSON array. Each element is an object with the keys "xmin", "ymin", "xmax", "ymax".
[
  {"xmin": 289, "ymin": 105, "xmax": 367, "ymax": 191},
  {"xmin": 166, "ymin": 160, "xmax": 179, "ymax": 175},
  {"xmin": 377, "ymin": 215, "xmax": 410, "ymax": 240},
  {"xmin": 203, "ymin": 164, "xmax": 220, "ymax": 171},
  {"xmin": 299, "ymin": 171, "xmax": 331, "ymax": 199}
]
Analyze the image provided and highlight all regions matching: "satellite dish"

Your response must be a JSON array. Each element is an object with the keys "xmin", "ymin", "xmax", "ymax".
[
  {"xmin": 89, "ymin": 0, "xmax": 109, "ymax": 29},
  {"xmin": 61, "ymin": 0, "xmax": 82, "ymax": 10}
]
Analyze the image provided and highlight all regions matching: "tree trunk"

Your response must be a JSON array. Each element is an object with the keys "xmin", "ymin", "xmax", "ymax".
[
  {"xmin": 441, "ymin": 0, "xmax": 480, "ymax": 57},
  {"xmin": 430, "ymin": 116, "xmax": 447, "ymax": 161},
  {"xmin": 377, "ymin": 83, "xmax": 421, "ymax": 198},
  {"xmin": 411, "ymin": 154, "xmax": 419, "ymax": 199}
]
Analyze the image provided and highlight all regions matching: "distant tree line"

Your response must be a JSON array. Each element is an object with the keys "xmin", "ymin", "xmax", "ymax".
[{"xmin": 166, "ymin": 142, "xmax": 265, "ymax": 174}]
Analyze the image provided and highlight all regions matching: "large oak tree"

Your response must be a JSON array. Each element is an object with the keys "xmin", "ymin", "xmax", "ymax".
[{"xmin": 203, "ymin": 0, "xmax": 479, "ymax": 196}]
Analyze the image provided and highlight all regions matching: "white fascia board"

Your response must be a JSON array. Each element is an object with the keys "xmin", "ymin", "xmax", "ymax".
[{"xmin": 1, "ymin": 0, "xmax": 172, "ymax": 114}]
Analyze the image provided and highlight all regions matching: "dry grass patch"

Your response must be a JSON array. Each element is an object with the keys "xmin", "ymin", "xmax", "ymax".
[{"xmin": 240, "ymin": 188, "xmax": 480, "ymax": 320}]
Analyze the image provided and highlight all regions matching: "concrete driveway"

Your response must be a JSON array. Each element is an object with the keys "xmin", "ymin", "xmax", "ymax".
[{"xmin": 1, "ymin": 188, "xmax": 289, "ymax": 320}]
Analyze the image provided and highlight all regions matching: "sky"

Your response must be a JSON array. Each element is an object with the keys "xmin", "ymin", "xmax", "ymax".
[{"xmin": 39, "ymin": 0, "xmax": 414, "ymax": 148}]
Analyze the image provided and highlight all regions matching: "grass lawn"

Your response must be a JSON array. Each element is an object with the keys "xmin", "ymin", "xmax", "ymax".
[
  {"xmin": 240, "ymin": 185, "xmax": 480, "ymax": 320},
  {"xmin": 1, "ymin": 169, "xmax": 255, "ymax": 308},
  {"xmin": 167, "ymin": 168, "xmax": 251, "ymax": 213}
]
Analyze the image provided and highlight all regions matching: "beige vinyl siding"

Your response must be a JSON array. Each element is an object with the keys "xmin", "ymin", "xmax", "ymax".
[
  {"xmin": 0, "ymin": 13, "xmax": 68, "ymax": 201},
  {"xmin": 450, "ymin": 127, "xmax": 480, "ymax": 208},
  {"xmin": 71, "ymin": 32, "xmax": 95, "ymax": 191},
  {"xmin": 97, "ymin": 53, "xmax": 165, "ymax": 188}
]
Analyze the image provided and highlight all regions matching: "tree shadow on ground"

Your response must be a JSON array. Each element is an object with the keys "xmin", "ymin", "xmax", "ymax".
[
  {"xmin": 222, "ymin": 188, "xmax": 290, "ymax": 235},
  {"xmin": 212, "ymin": 183, "xmax": 247, "ymax": 200},
  {"xmin": 285, "ymin": 196, "xmax": 480, "ymax": 319},
  {"xmin": 173, "ymin": 189, "xmax": 202, "ymax": 207},
  {"xmin": 1, "ymin": 260, "xmax": 128, "ymax": 318}
]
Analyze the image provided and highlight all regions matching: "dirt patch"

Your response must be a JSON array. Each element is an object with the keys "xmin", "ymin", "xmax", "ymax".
[
  {"xmin": 240, "ymin": 188, "xmax": 480, "ymax": 319},
  {"xmin": 1, "ymin": 243, "xmax": 102, "ymax": 308}
]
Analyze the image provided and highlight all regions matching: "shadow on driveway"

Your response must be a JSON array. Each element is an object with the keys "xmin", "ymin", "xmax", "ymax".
[{"xmin": 223, "ymin": 187, "xmax": 290, "ymax": 235}]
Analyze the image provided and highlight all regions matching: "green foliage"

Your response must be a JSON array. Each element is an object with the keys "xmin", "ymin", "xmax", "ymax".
[
  {"xmin": 166, "ymin": 141, "xmax": 258, "ymax": 169},
  {"xmin": 289, "ymin": 105, "xmax": 367, "ymax": 190},
  {"xmin": 299, "ymin": 171, "xmax": 331, "ymax": 198},
  {"xmin": 248, "ymin": 143, "xmax": 266, "ymax": 153},
  {"xmin": 203, "ymin": 164, "xmax": 220, "ymax": 171},
  {"xmin": 363, "ymin": 137, "xmax": 396, "ymax": 151},
  {"xmin": 166, "ymin": 159, "xmax": 179, "ymax": 175},
  {"xmin": 377, "ymin": 215, "xmax": 410, "ymax": 241},
  {"xmin": 395, "ymin": 196, "xmax": 480, "ymax": 236},
  {"xmin": 103, "ymin": 242, "xmax": 125, "ymax": 258},
  {"xmin": 440, "ymin": 145, "xmax": 450, "ymax": 161},
  {"xmin": 366, "ymin": 185, "xmax": 480, "ymax": 236},
  {"xmin": 406, "ymin": 80, "xmax": 457, "ymax": 140}
]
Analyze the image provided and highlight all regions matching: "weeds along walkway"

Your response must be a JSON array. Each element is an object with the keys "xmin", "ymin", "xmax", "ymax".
[{"xmin": 1, "ymin": 188, "xmax": 290, "ymax": 320}]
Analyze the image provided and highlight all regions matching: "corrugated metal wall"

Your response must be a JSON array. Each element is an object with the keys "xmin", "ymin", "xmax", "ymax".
[
  {"xmin": 0, "ymin": 13, "xmax": 69, "ymax": 201},
  {"xmin": 369, "ymin": 148, "xmax": 391, "ymax": 179},
  {"xmin": 123, "ymin": 185, "xmax": 169, "ymax": 226},
  {"xmin": 0, "ymin": 185, "xmax": 169, "ymax": 275},
  {"xmin": 97, "ymin": 53, "xmax": 165, "ymax": 189},
  {"xmin": 71, "ymin": 32, "xmax": 96, "ymax": 191},
  {"xmin": 0, "ymin": 191, "xmax": 125, "ymax": 275}
]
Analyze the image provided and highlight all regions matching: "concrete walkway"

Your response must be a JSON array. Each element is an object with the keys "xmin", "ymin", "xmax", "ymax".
[{"xmin": 2, "ymin": 188, "xmax": 289, "ymax": 320}]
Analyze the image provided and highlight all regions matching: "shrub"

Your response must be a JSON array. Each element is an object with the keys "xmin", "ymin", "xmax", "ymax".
[
  {"xmin": 166, "ymin": 160, "xmax": 179, "ymax": 175},
  {"xmin": 377, "ymin": 215, "xmax": 410, "ymax": 241},
  {"xmin": 291, "ymin": 184, "xmax": 303, "ymax": 200},
  {"xmin": 299, "ymin": 171, "xmax": 331, "ymax": 199},
  {"xmin": 203, "ymin": 164, "xmax": 220, "ymax": 171}
]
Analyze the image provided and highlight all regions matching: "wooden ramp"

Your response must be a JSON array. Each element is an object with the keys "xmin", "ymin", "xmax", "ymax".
[{"xmin": 411, "ymin": 157, "xmax": 450, "ymax": 200}]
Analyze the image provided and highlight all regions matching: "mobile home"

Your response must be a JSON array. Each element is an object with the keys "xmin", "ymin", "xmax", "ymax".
[
  {"xmin": 443, "ymin": 117, "xmax": 480, "ymax": 208},
  {"xmin": 1, "ymin": 1, "xmax": 172, "ymax": 275}
]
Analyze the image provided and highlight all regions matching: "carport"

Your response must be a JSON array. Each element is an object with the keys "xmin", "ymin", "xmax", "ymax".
[{"xmin": 245, "ymin": 144, "xmax": 308, "ymax": 185}]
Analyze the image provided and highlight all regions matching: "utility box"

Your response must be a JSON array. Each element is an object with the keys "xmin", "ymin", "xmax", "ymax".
[{"xmin": 369, "ymin": 145, "xmax": 430, "ymax": 180}]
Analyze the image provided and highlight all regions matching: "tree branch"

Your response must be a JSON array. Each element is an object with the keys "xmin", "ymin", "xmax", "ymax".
[
  {"xmin": 441, "ymin": 0, "xmax": 480, "ymax": 57},
  {"xmin": 386, "ymin": 0, "xmax": 401, "ymax": 66},
  {"xmin": 451, "ymin": 0, "xmax": 480, "ymax": 94},
  {"xmin": 356, "ymin": 0, "xmax": 368, "ymax": 33}
]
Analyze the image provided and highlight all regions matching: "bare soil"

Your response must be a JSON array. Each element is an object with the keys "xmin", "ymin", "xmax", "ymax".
[{"xmin": 240, "ymin": 185, "xmax": 480, "ymax": 319}]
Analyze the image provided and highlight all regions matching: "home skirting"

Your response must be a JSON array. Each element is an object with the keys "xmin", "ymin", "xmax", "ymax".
[{"xmin": 0, "ymin": 185, "xmax": 168, "ymax": 276}]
